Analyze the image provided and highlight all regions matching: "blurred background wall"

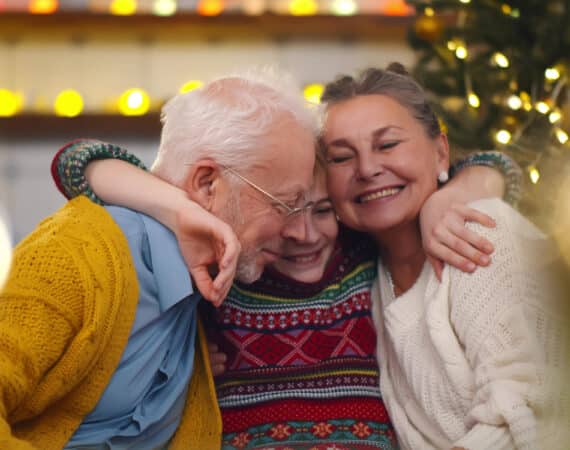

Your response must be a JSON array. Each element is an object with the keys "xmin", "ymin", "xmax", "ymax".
[{"xmin": 0, "ymin": 0, "xmax": 414, "ymax": 242}]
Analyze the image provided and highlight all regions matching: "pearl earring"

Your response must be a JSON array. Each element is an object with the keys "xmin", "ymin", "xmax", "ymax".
[{"xmin": 438, "ymin": 170, "xmax": 449, "ymax": 184}]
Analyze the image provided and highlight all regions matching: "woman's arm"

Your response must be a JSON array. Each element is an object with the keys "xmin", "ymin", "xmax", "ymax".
[{"xmin": 52, "ymin": 140, "xmax": 239, "ymax": 306}]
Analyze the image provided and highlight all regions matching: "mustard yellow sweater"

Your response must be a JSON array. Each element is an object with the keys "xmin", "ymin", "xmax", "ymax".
[{"xmin": 0, "ymin": 197, "xmax": 222, "ymax": 450}]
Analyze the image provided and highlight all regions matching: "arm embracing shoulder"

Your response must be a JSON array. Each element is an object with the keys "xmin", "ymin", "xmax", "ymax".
[{"xmin": 449, "ymin": 198, "xmax": 556, "ymax": 450}]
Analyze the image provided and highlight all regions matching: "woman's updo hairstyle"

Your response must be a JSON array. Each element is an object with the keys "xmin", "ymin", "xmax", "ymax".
[{"xmin": 321, "ymin": 63, "xmax": 442, "ymax": 139}]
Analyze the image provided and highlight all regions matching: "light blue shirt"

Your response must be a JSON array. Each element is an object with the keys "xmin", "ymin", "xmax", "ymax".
[{"xmin": 66, "ymin": 206, "xmax": 201, "ymax": 450}]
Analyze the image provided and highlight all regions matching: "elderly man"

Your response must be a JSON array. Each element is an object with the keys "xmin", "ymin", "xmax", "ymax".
[{"xmin": 0, "ymin": 71, "xmax": 317, "ymax": 450}]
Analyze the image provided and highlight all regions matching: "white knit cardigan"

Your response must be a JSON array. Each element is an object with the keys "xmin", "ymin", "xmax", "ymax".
[{"xmin": 371, "ymin": 198, "xmax": 569, "ymax": 450}]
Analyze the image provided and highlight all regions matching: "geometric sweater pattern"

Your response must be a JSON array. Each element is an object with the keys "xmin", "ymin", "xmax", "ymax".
[{"xmin": 201, "ymin": 229, "xmax": 398, "ymax": 450}]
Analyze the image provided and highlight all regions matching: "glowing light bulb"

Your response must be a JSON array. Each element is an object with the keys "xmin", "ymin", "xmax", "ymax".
[
  {"xmin": 179, "ymin": 80, "xmax": 203, "ymax": 93},
  {"xmin": 197, "ymin": 0, "xmax": 224, "ymax": 15},
  {"xmin": 507, "ymin": 95, "xmax": 522, "ymax": 110},
  {"xmin": 424, "ymin": 7, "xmax": 434, "ymax": 16},
  {"xmin": 54, "ymin": 89, "xmax": 83, "ymax": 117},
  {"xmin": 545, "ymin": 67, "xmax": 561, "ymax": 81},
  {"xmin": 153, "ymin": 0, "xmax": 177, "ymax": 16},
  {"xmin": 549, "ymin": 110, "xmax": 562, "ymax": 124},
  {"xmin": 467, "ymin": 93, "xmax": 480, "ymax": 108},
  {"xmin": 289, "ymin": 0, "xmax": 317, "ymax": 15},
  {"xmin": 459, "ymin": 0, "xmax": 471, "ymax": 3},
  {"xmin": 501, "ymin": 3, "xmax": 512, "ymax": 14},
  {"xmin": 331, "ymin": 0, "xmax": 357, "ymax": 16},
  {"xmin": 555, "ymin": 128, "xmax": 569, "ymax": 144},
  {"xmin": 455, "ymin": 46, "xmax": 468, "ymax": 59},
  {"xmin": 110, "ymin": 0, "xmax": 137, "ymax": 15},
  {"xmin": 529, "ymin": 166, "xmax": 540, "ymax": 184},
  {"xmin": 492, "ymin": 52, "xmax": 509, "ymax": 68},
  {"xmin": 447, "ymin": 40, "xmax": 458, "ymax": 51},
  {"xmin": 535, "ymin": 101, "xmax": 550, "ymax": 114},
  {"xmin": 0, "ymin": 90, "xmax": 24, "ymax": 117},
  {"xmin": 118, "ymin": 88, "xmax": 150, "ymax": 116},
  {"xmin": 303, "ymin": 83, "xmax": 324, "ymax": 104},
  {"xmin": 29, "ymin": 0, "xmax": 58, "ymax": 14},
  {"xmin": 496, "ymin": 129, "xmax": 512, "ymax": 144}
]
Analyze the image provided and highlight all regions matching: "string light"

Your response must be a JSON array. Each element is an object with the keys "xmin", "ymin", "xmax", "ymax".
[
  {"xmin": 492, "ymin": 52, "xmax": 509, "ymax": 68},
  {"xmin": 179, "ymin": 80, "xmax": 203, "ymax": 93},
  {"xmin": 0, "ymin": 90, "xmax": 24, "ymax": 117},
  {"xmin": 467, "ymin": 92, "xmax": 480, "ymax": 108},
  {"xmin": 118, "ymin": 88, "xmax": 150, "ymax": 116},
  {"xmin": 331, "ymin": 0, "xmax": 357, "ymax": 16},
  {"xmin": 495, "ymin": 129, "xmax": 512, "ymax": 144},
  {"xmin": 424, "ymin": 7, "xmax": 434, "ymax": 16},
  {"xmin": 447, "ymin": 40, "xmax": 459, "ymax": 51},
  {"xmin": 535, "ymin": 101, "xmax": 550, "ymax": 114},
  {"xmin": 153, "ymin": 0, "xmax": 177, "ymax": 16},
  {"xmin": 555, "ymin": 128, "xmax": 569, "ymax": 144},
  {"xmin": 545, "ymin": 67, "xmax": 561, "ymax": 81},
  {"xmin": 303, "ymin": 83, "xmax": 324, "ymax": 104},
  {"xmin": 29, "ymin": 0, "xmax": 58, "ymax": 14},
  {"xmin": 197, "ymin": 0, "xmax": 224, "ymax": 15},
  {"xmin": 455, "ymin": 46, "xmax": 468, "ymax": 59},
  {"xmin": 507, "ymin": 95, "xmax": 522, "ymax": 110},
  {"xmin": 549, "ymin": 110, "xmax": 562, "ymax": 124},
  {"xmin": 54, "ymin": 89, "xmax": 83, "ymax": 117},
  {"xmin": 519, "ymin": 91, "xmax": 532, "ymax": 111},
  {"xmin": 289, "ymin": 0, "xmax": 318, "ymax": 15},
  {"xmin": 110, "ymin": 0, "xmax": 137, "ymax": 15},
  {"xmin": 459, "ymin": 0, "xmax": 471, "ymax": 3},
  {"xmin": 501, "ymin": 3, "xmax": 512, "ymax": 14},
  {"xmin": 528, "ymin": 166, "xmax": 540, "ymax": 184}
]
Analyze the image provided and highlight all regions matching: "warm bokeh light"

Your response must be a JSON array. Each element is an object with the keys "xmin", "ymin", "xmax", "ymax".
[
  {"xmin": 467, "ymin": 92, "xmax": 480, "ymax": 108},
  {"xmin": 549, "ymin": 110, "xmax": 562, "ymax": 124},
  {"xmin": 507, "ymin": 95, "xmax": 522, "ymax": 110},
  {"xmin": 29, "ymin": 0, "xmax": 58, "ymax": 14},
  {"xmin": 118, "ymin": 88, "xmax": 150, "ymax": 116},
  {"xmin": 303, "ymin": 83, "xmax": 324, "ymax": 104},
  {"xmin": 495, "ymin": 129, "xmax": 512, "ymax": 144},
  {"xmin": 242, "ymin": 0, "xmax": 265, "ymax": 15},
  {"xmin": 555, "ymin": 128, "xmax": 569, "ymax": 145},
  {"xmin": 0, "ymin": 90, "xmax": 24, "ymax": 117},
  {"xmin": 455, "ymin": 46, "xmax": 468, "ymax": 59},
  {"xmin": 424, "ymin": 7, "xmax": 434, "ymax": 16},
  {"xmin": 382, "ymin": 0, "xmax": 413, "ymax": 16},
  {"xmin": 153, "ymin": 0, "xmax": 177, "ymax": 16},
  {"xmin": 197, "ymin": 0, "xmax": 224, "ymax": 16},
  {"xmin": 54, "ymin": 89, "xmax": 84, "ymax": 117},
  {"xmin": 289, "ymin": 0, "xmax": 317, "ymax": 16},
  {"xmin": 492, "ymin": 52, "xmax": 509, "ymax": 68},
  {"xmin": 529, "ymin": 166, "xmax": 540, "ymax": 184},
  {"xmin": 535, "ymin": 101, "xmax": 550, "ymax": 114},
  {"xmin": 459, "ymin": 0, "xmax": 471, "ymax": 3},
  {"xmin": 179, "ymin": 80, "xmax": 204, "ymax": 93},
  {"xmin": 331, "ymin": 0, "xmax": 357, "ymax": 16},
  {"xmin": 110, "ymin": 0, "xmax": 137, "ymax": 15}
]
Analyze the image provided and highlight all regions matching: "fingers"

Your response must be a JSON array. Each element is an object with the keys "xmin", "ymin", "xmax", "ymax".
[
  {"xmin": 433, "ymin": 222, "xmax": 492, "ymax": 268},
  {"xmin": 191, "ymin": 267, "xmax": 220, "ymax": 306},
  {"xmin": 456, "ymin": 204, "xmax": 496, "ymax": 229},
  {"xmin": 207, "ymin": 343, "xmax": 227, "ymax": 377},
  {"xmin": 212, "ymin": 227, "xmax": 240, "ymax": 299},
  {"xmin": 426, "ymin": 241, "xmax": 477, "ymax": 273}
]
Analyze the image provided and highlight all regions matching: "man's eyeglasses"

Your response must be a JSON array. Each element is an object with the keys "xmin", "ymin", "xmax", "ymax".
[{"xmin": 219, "ymin": 164, "xmax": 314, "ymax": 220}]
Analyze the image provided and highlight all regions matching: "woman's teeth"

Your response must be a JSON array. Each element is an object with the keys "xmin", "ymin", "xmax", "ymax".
[{"xmin": 359, "ymin": 187, "xmax": 401, "ymax": 203}]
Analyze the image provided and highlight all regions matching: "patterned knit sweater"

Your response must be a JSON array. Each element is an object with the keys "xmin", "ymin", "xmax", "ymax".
[{"xmin": 201, "ymin": 228, "xmax": 398, "ymax": 450}]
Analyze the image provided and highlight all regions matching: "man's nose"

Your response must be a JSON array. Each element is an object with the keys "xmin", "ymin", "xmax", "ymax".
[{"xmin": 281, "ymin": 211, "xmax": 318, "ymax": 243}]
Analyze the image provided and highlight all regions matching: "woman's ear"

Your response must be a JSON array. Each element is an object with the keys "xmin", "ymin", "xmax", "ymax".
[
  {"xmin": 435, "ymin": 133, "xmax": 451, "ymax": 172},
  {"xmin": 183, "ymin": 159, "xmax": 222, "ymax": 211}
]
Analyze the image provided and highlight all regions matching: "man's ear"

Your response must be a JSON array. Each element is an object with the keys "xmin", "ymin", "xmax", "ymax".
[
  {"xmin": 183, "ymin": 159, "xmax": 223, "ymax": 211},
  {"xmin": 435, "ymin": 133, "xmax": 451, "ymax": 172}
]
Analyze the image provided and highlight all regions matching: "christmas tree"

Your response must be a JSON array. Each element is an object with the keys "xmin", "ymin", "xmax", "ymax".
[{"xmin": 406, "ymin": 0, "xmax": 570, "ymax": 221}]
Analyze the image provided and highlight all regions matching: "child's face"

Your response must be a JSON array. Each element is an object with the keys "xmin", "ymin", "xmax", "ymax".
[{"xmin": 271, "ymin": 172, "xmax": 339, "ymax": 283}]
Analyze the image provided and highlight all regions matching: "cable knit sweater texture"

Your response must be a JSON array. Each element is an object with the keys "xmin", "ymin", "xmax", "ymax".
[
  {"xmin": 0, "ymin": 197, "xmax": 221, "ymax": 450},
  {"xmin": 371, "ymin": 198, "xmax": 569, "ymax": 450}
]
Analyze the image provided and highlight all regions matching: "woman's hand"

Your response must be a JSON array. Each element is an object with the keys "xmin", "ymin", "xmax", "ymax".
[{"xmin": 176, "ymin": 204, "xmax": 240, "ymax": 307}]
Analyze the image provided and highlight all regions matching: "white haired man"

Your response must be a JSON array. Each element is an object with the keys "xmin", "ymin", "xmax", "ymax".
[{"xmin": 0, "ymin": 71, "xmax": 317, "ymax": 450}]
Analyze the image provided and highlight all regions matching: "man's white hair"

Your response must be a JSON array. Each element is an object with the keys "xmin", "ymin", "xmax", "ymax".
[{"xmin": 151, "ymin": 66, "xmax": 321, "ymax": 187}]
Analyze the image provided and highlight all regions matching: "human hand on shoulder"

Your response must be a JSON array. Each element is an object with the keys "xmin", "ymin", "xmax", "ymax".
[{"xmin": 420, "ymin": 178, "xmax": 496, "ymax": 280}]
